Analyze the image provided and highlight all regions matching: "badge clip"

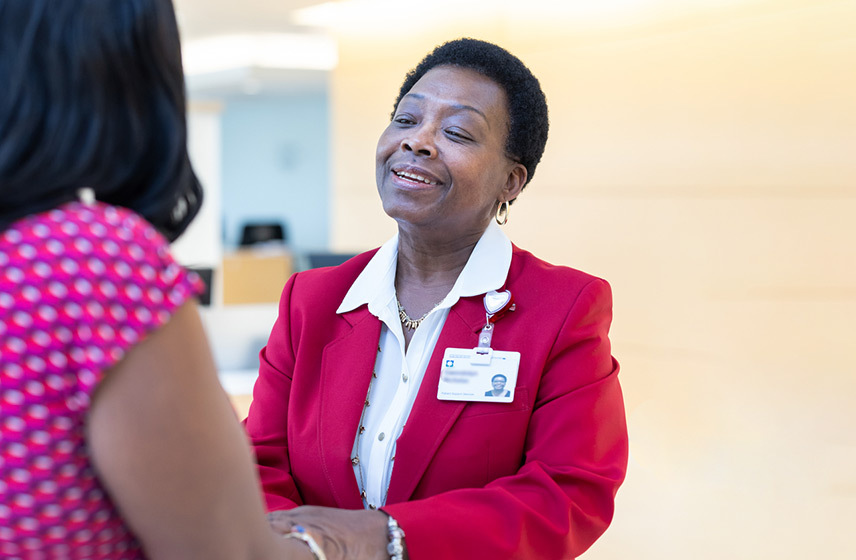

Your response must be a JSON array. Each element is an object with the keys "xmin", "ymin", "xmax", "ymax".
[
  {"xmin": 473, "ymin": 324, "xmax": 494, "ymax": 365},
  {"xmin": 471, "ymin": 290, "xmax": 514, "ymax": 365}
]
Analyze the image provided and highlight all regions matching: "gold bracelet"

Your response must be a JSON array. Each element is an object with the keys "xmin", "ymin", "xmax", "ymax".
[{"xmin": 282, "ymin": 525, "xmax": 327, "ymax": 560}]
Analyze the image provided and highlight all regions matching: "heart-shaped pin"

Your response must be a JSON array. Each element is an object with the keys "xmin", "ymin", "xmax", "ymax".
[{"xmin": 484, "ymin": 290, "xmax": 513, "ymax": 316}]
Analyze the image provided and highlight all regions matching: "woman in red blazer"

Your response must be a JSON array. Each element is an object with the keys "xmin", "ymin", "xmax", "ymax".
[{"xmin": 246, "ymin": 38, "xmax": 628, "ymax": 560}]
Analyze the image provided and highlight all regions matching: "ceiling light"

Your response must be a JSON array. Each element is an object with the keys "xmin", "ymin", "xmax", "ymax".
[{"xmin": 183, "ymin": 33, "xmax": 338, "ymax": 75}]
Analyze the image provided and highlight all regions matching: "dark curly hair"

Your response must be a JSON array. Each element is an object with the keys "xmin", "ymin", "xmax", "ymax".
[{"xmin": 393, "ymin": 38, "xmax": 549, "ymax": 193}]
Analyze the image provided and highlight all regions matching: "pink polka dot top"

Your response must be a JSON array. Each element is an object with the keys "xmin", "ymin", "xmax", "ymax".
[{"xmin": 1, "ymin": 201, "xmax": 202, "ymax": 558}]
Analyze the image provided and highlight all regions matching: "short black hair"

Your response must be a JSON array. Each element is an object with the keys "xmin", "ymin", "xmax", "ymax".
[
  {"xmin": 0, "ymin": 0, "xmax": 201, "ymax": 240},
  {"xmin": 491, "ymin": 374, "xmax": 508, "ymax": 383},
  {"xmin": 393, "ymin": 38, "xmax": 549, "ymax": 193}
]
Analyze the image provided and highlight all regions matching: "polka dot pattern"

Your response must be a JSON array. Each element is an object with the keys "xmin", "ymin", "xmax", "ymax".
[{"xmin": 1, "ymin": 202, "xmax": 202, "ymax": 558}]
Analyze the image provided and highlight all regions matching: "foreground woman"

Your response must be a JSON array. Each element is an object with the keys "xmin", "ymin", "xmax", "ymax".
[
  {"xmin": 247, "ymin": 38, "xmax": 628, "ymax": 560},
  {"xmin": 0, "ymin": 1, "xmax": 312, "ymax": 557}
]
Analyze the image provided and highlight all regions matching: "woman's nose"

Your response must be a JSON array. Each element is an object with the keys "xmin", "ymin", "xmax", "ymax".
[{"xmin": 400, "ymin": 128, "xmax": 436, "ymax": 158}]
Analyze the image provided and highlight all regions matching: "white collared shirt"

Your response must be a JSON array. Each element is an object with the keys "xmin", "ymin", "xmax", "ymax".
[{"xmin": 336, "ymin": 221, "xmax": 512, "ymax": 508}]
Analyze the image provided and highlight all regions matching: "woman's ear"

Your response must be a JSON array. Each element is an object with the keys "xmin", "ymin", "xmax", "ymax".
[{"xmin": 502, "ymin": 162, "xmax": 528, "ymax": 203}]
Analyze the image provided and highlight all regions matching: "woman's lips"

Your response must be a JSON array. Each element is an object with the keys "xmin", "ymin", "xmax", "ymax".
[{"xmin": 390, "ymin": 166, "xmax": 442, "ymax": 187}]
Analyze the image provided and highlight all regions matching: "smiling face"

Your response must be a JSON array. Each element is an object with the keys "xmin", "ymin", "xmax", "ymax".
[
  {"xmin": 375, "ymin": 66, "xmax": 527, "ymax": 239},
  {"xmin": 492, "ymin": 375, "xmax": 507, "ymax": 392}
]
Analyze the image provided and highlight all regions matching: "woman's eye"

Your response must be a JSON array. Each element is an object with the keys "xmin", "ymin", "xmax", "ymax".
[
  {"xmin": 446, "ymin": 129, "xmax": 471, "ymax": 141},
  {"xmin": 393, "ymin": 115, "xmax": 415, "ymax": 125}
]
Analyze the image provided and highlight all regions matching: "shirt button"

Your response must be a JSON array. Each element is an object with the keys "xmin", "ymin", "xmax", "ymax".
[
  {"xmin": 402, "ymin": 373, "xmax": 408, "ymax": 382},
  {"xmin": 378, "ymin": 432, "xmax": 385, "ymax": 441}
]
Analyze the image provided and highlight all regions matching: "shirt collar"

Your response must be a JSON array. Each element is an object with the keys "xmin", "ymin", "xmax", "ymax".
[{"xmin": 337, "ymin": 221, "xmax": 512, "ymax": 315}]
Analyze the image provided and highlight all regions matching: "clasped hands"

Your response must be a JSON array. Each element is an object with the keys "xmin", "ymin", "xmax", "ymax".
[{"xmin": 268, "ymin": 505, "xmax": 392, "ymax": 560}]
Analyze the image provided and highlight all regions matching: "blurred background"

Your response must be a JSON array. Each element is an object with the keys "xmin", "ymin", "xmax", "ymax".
[{"xmin": 170, "ymin": 0, "xmax": 856, "ymax": 558}]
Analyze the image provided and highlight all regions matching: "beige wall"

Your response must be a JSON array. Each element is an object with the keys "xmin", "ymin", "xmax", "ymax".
[{"xmin": 327, "ymin": 0, "xmax": 856, "ymax": 557}]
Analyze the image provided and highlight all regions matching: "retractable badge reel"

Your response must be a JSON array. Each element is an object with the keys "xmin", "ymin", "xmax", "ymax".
[{"xmin": 473, "ymin": 289, "xmax": 515, "ymax": 364}]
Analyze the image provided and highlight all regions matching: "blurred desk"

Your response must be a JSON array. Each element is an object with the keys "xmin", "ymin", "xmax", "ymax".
[{"xmin": 222, "ymin": 247, "xmax": 292, "ymax": 304}]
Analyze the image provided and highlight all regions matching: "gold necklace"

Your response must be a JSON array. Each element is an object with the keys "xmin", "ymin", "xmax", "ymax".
[
  {"xmin": 396, "ymin": 295, "xmax": 437, "ymax": 330},
  {"xmin": 352, "ymin": 347, "xmax": 387, "ymax": 510}
]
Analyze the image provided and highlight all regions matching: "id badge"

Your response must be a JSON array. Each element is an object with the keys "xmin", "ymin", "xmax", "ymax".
[{"xmin": 437, "ymin": 347, "xmax": 520, "ymax": 403}]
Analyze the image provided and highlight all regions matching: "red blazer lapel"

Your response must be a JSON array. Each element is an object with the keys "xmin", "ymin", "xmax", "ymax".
[
  {"xmin": 317, "ymin": 307, "xmax": 382, "ymax": 509},
  {"xmin": 387, "ymin": 296, "xmax": 486, "ymax": 503}
]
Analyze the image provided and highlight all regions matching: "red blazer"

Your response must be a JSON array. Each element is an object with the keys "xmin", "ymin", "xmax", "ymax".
[{"xmin": 245, "ymin": 246, "xmax": 628, "ymax": 560}]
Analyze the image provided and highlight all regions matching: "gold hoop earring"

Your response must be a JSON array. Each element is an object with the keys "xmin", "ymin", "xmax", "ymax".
[{"xmin": 495, "ymin": 201, "xmax": 509, "ymax": 226}]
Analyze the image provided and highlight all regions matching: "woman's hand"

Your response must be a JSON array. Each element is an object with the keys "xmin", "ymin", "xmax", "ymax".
[{"xmin": 268, "ymin": 506, "xmax": 390, "ymax": 560}]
